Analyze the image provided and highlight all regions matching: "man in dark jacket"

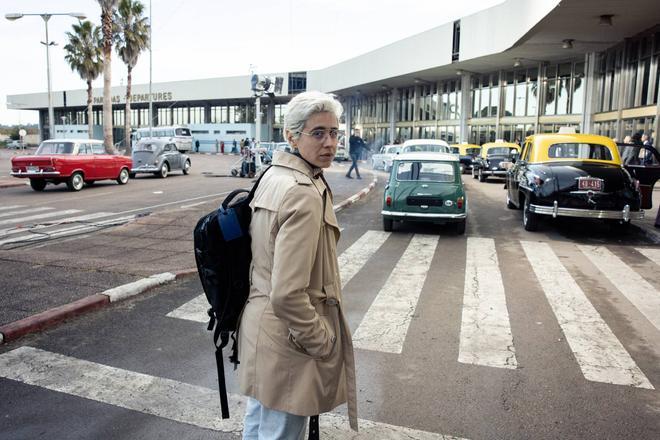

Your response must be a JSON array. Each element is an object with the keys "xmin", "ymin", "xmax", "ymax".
[{"xmin": 346, "ymin": 130, "xmax": 368, "ymax": 179}]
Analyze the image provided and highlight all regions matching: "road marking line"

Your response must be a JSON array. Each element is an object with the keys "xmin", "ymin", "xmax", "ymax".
[
  {"xmin": 169, "ymin": 230, "xmax": 391, "ymax": 323},
  {"xmin": 0, "ymin": 215, "xmax": 136, "ymax": 247},
  {"xmin": 521, "ymin": 241, "xmax": 653, "ymax": 389},
  {"xmin": 459, "ymin": 237, "xmax": 517, "ymax": 369},
  {"xmin": 0, "ymin": 212, "xmax": 115, "ymax": 238},
  {"xmin": 636, "ymin": 247, "xmax": 660, "ymax": 267},
  {"xmin": 0, "ymin": 347, "xmax": 468, "ymax": 439},
  {"xmin": 0, "ymin": 209, "xmax": 82, "ymax": 226},
  {"xmin": 338, "ymin": 230, "xmax": 390, "ymax": 288},
  {"xmin": 579, "ymin": 245, "xmax": 660, "ymax": 332},
  {"xmin": 0, "ymin": 206, "xmax": 53, "ymax": 219},
  {"xmin": 180, "ymin": 201, "xmax": 208, "ymax": 209},
  {"xmin": 353, "ymin": 234, "xmax": 438, "ymax": 354},
  {"xmin": 0, "ymin": 205, "xmax": 26, "ymax": 212}
]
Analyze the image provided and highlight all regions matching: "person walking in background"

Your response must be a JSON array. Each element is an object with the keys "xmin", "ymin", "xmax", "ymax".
[
  {"xmin": 346, "ymin": 129, "xmax": 368, "ymax": 179},
  {"xmin": 233, "ymin": 138, "xmax": 238, "ymax": 154},
  {"xmin": 238, "ymin": 91, "xmax": 358, "ymax": 439}
]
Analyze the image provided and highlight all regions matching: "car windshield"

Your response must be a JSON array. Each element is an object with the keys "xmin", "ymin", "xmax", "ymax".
[
  {"xmin": 449, "ymin": 147, "xmax": 460, "ymax": 154},
  {"xmin": 487, "ymin": 147, "xmax": 515, "ymax": 156},
  {"xmin": 548, "ymin": 143, "xmax": 613, "ymax": 161},
  {"xmin": 385, "ymin": 146, "xmax": 401, "ymax": 154},
  {"xmin": 396, "ymin": 161, "xmax": 455, "ymax": 182},
  {"xmin": 466, "ymin": 148, "xmax": 480, "ymax": 155},
  {"xmin": 36, "ymin": 142, "xmax": 74, "ymax": 155},
  {"xmin": 403, "ymin": 144, "xmax": 448, "ymax": 153}
]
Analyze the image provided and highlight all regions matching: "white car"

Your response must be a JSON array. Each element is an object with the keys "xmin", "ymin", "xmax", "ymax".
[
  {"xmin": 371, "ymin": 144, "xmax": 402, "ymax": 171},
  {"xmin": 400, "ymin": 138, "xmax": 451, "ymax": 154},
  {"xmin": 335, "ymin": 144, "xmax": 349, "ymax": 161},
  {"xmin": 6, "ymin": 140, "xmax": 25, "ymax": 149}
]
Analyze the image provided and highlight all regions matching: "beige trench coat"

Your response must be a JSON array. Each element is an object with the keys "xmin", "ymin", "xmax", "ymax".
[{"xmin": 238, "ymin": 151, "xmax": 358, "ymax": 431}]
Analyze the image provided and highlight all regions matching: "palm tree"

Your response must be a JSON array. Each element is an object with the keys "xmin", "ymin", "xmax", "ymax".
[
  {"xmin": 115, "ymin": 0, "xmax": 150, "ymax": 155},
  {"xmin": 98, "ymin": 0, "xmax": 119, "ymax": 153},
  {"xmin": 64, "ymin": 21, "xmax": 103, "ymax": 140}
]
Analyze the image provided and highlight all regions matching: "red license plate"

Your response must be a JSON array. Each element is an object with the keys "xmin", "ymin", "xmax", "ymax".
[{"xmin": 578, "ymin": 178, "xmax": 602, "ymax": 191}]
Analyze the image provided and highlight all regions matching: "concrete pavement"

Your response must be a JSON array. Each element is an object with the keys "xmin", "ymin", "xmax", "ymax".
[{"xmin": 0, "ymin": 161, "xmax": 377, "ymax": 344}]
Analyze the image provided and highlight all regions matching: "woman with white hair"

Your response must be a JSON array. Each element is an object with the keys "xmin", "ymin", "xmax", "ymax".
[{"xmin": 238, "ymin": 91, "xmax": 358, "ymax": 439}]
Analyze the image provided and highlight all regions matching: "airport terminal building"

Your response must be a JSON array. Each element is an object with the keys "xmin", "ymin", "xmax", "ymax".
[{"xmin": 6, "ymin": 0, "xmax": 660, "ymax": 151}]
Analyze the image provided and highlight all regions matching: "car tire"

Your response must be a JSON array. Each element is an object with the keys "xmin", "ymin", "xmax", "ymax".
[
  {"xmin": 506, "ymin": 193, "xmax": 517, "ymax": 209},
  {"xmin": 116, "ymin": 168, "xmax": 129, "ymax": 185},
  {"xmin": 455, "ymin": 219, "xmax": 466, "ymax": 235},
  {"xmin": 523, "ymin": 197, "xmax": 539, "ymax": 231},
  {"xmin": 66, "ymin": 172, "xmax": 84, "ymax": 191},
  {"xmin": 29, "ymin": 178, "xmax": 46, "ymax": 191},
  {"xmin": 383, "ymin": 217, "xmax": 393, "ymax": 232},
  {"xmin": 231, "ymin": 169, "xmax": 238, "ymax": 177},
  {"xmin": 182, "ymin": 160, "xmax": 191, "ymax": 175},
  {"xmin": 158, "ymin": 162, "xmax": 169, "ymax": 178},
  {"xmin": 478, "ymin": 169, "xmax": 486, "ymax": 182}
]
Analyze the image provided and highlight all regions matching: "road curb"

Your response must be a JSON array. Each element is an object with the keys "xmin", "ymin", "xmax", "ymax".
[{"xmin": 0, "ymin": 180, "xmax": 378, "ymax": 345}]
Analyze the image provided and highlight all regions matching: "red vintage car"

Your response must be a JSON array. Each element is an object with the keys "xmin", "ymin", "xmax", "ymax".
[{"xmin": 10, "ymin": 139, "xmax": 133, "ymax": 192}]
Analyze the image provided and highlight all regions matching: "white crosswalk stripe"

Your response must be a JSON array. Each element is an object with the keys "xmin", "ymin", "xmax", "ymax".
[
  {"xmin": 0, "ymin": 346, "xmax": 468, "ymax": 439},
  {"xmin": 0, "ymin": 205, "xmax": 26, "ymax": 212},
  {"xmin": 352, "ymin": 234, "xmax": 439, "ymax": 354},
  {"xmin": 459, "ymin": 237, "xmax": 517, "ymax": 369},
  {"xmin": 0, "ymin": 212, "xmax": 116, "ymax": 238},
  {"xmin": 635, "ymin": 247, "xmax": 660, "ymax": 267},
  {"xmin": 521, "ymin": 241, "xmax": 653, "ymax": 389},
  {"xmin": 579, "ymin": 245, "xmax": 660, "ymax": 332},
  {"xmin": 0, "ymin": 209, "xmax": 83, "ymax": 226},
  {"xmin": 0, "ymin": 206, "xmax": 53, "ymax": 219},
  {"xmin": 338, "ymin": 230, "xmax": 390, "ymax": 288}
]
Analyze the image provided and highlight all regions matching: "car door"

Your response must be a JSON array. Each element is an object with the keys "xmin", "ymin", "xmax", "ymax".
[
  {"xmin": 91, "ymin": 143, "xmax": 115, "ymax": 179},
  {"xmin": 622, "ymin": 145, "xmax": 660, "ymax": 209},
  {"xmin": 509, "ymin": 141, "xmax": 531, "ymax": 206},
  {"xmin": 165, "ymin": 143, "xmax": 181, "ymax": 169},
  {"xmin": 77, "ymin": 143, "xmax": 99, "ymax": 179}
]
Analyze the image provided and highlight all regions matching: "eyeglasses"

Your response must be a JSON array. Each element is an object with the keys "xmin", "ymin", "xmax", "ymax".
[{"xmin": 298, "ymin": 128, "xmax": 339, "ymax": 141}]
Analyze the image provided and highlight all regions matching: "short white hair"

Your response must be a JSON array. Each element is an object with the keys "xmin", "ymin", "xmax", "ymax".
[{"xmin": 284, "ymin": 91, "xmax": 343, "ymax": 141}]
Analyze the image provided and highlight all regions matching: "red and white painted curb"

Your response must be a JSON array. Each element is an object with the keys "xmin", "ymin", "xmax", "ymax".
[{"xmin": 0, "ymin": 181, "xmax": 377, "ymax": 344}]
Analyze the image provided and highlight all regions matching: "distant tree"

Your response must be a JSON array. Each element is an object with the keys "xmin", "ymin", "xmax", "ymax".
[
  {"xmin": 64, "ymin": 21, "xmax": 103, "ymax": 140},
  {"xmin": 114, "ymin": 0, "xmax": 150, "ymax": 155},
  {"xmin": 98, "ymin": 0, "xmax": 119, "ymax": 153}
]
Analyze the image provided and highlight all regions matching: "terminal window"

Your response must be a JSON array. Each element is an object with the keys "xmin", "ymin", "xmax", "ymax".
[
  {"xmin": 288, "ymin": 72, "xmax": 307, "ymax": 93},
  {"xmin": 452, "ymin": 20, "xmax": 460, "ymax": 62}
]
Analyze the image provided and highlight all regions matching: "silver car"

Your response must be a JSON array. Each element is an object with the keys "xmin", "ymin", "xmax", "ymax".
[{"xmin": 130, "ymin": 138, "xmax": 191, "ymax": 178}]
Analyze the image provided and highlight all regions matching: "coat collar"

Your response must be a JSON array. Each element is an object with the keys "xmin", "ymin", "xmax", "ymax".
[{"xmin": 272, "ymin": 151, "xmax": 323, "ymax": 178}]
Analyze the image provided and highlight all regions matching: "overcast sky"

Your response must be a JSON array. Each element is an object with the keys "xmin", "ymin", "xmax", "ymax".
[{"xmin": 0, "ymin": 0, "xmax": 502, "ymax": 125}]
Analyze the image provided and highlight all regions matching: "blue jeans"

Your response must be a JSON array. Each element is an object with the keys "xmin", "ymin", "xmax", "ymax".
[
  {"xmin": 347, "ymin": 152, "xmax": 361, "ymax": 177},
  {"xmin": 242, "ymin": 397, "xmax": 308, "ymax": 440}
]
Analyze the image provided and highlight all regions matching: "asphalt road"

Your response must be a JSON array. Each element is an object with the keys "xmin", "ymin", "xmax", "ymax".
[{"xmin": 1, "ymin": 160, "xmax": 660, "ymax": 439}]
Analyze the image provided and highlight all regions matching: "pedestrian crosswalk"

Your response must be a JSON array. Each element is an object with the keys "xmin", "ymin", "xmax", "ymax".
[
  {"xmin": 168, "ymin": 229, "xmax": 660, "ymax": 391},
  {"xmin": 2, "ymin": 229, "xmax": 660, "ymax": 438},
  {"xmin": 0, "ymin": 204, "xmax": 136, "ymax": 248}
]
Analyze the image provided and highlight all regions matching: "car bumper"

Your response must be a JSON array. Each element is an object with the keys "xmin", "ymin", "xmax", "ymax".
[
  {"xmin": 10, "ymin": 171, "xmax": 61, "ymax": 177},
  {"xmin": 131, "ymin": 165, "xmax": 159, "ymax": 173},
  {"xmin": 381, "ymin": 210, "xmax": 467, "ymax": 219},
  {"xmin": 481, "ymin": 169, "xmax": 506, "ymax": 176},
  {"xmin": 530, "ymin": 202, "xmax": 644, "ymax": 221}
]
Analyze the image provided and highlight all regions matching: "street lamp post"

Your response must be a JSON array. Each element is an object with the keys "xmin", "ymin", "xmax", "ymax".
[{"xmin": 5, "ymin": 12, "xmax": 86, "ymax": 140}]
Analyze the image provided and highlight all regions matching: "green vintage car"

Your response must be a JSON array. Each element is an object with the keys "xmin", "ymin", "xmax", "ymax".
[{"xmin": 381, "ymin": 152, "xmax": 467, "ymax": 234}]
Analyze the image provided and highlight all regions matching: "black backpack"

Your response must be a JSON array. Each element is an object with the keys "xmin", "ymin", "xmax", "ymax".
[
  {"xmin": 193, "ymin": 169, "xmax": 270, "ymax": 419},
  {"xmin": 193, "ymin": 167, "xmax": 320, "ymax": 439}
]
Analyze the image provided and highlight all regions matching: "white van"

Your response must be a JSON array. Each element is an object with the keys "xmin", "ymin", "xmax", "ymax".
[{"xmin": 132, "ymin": 126, "xmax": 193, "ymax": 152}]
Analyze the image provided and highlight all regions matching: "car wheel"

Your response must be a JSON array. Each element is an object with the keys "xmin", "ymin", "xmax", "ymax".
[
  {"xmin": 116, "ymin": 168, "xmax": 129, "ymax": 185},
  {"xmin": 455, "ymin": 219, "xmax": 466, "ymax": 235},
  {"xmin": 506, "ymin": 193, "xmax": 517, "ymax": 209},
  {"xmin": 29, "ymin": 178, "xmax": 46, "ymax": 191},
  {"xmin": 478, "ymin": 169, "xmax": 486, "ymax": 182},
  {"xmin": 182, "ymin": 160, "xmax": 191, "ymax": 175},
  {"xmin": 523, "ymin": 197, "xmax": 539, "ymax": 231},
  {"xmin": 231, "ymin": 169, "xmax": 238, "ymax": 177},
  {"xmin": 158, "ymin": 162, "xmax": 169, "ymax": 178},
  {"xmin": 66, "ymin": 172, "xmax": 84, "ymax": 191},
  {"xmin": 383, "ymin": 217, "xmax": 393, "ymax": 232}
]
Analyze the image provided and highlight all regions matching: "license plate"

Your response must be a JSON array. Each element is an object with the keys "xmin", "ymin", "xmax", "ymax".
[
  {"xmin": 27, "ymin": 166, "xmax": 39, "ymax": 172},
  {"xmin": 578, "ymin": 177, "xmax": 603, "ymax": 191}
]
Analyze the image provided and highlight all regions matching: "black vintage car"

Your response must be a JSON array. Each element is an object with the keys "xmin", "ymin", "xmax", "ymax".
[
  {"xmin": 505, "ymin": 133, "xmax": 659, "ymax": 231},
  {"xmin": 472, "ymin": 142, "xmax": 521, "ymax": 182}
]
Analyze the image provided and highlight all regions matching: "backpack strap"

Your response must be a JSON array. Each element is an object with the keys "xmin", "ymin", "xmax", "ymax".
[
  {"xmin": 308, "ymin": 415, "xmax": 319, "ymax": 440},
  {"xmin": 214, "ymin": 329, "xmax": 230, "ymax": 419}
]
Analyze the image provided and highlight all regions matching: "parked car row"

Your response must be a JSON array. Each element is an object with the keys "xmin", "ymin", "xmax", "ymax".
[{"xmin": 10, "ymin": 138, "xmax": 191, "ymax": 192}]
